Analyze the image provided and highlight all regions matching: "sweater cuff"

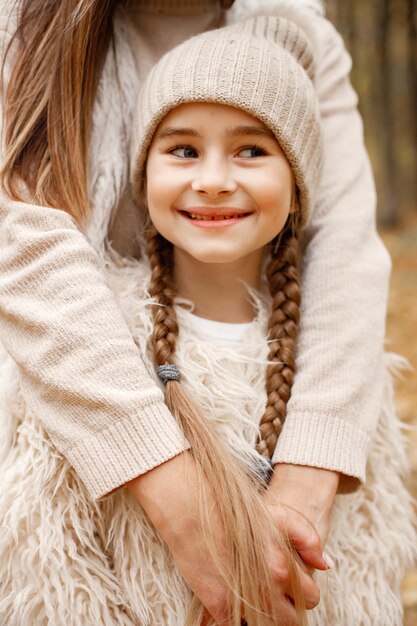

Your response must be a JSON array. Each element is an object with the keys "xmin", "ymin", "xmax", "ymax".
[
  {"xmin": 66, "ymin": 401, "xmax": 190, "ymax": 500},
  {"xmin": 271, "ymin": 412, "xmax": 371, "ymax": 493}
]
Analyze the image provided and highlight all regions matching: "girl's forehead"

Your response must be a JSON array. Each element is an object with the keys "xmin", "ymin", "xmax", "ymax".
[{"xmin": 155, "ymin": 102, "xmax": 274, "ymax": 138}]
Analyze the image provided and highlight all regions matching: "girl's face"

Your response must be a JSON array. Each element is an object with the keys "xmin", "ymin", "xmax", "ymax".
[{"xmin": 146, "ymin": 102, "xmax": 294, "ymax": 266}]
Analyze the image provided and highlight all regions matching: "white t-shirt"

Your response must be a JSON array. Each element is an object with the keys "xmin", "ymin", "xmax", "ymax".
[{"xmin": 176, "ymin": 307, "xmax": 255, "ymax": 345}]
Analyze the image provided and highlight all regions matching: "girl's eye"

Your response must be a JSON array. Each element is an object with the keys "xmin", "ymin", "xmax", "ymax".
[
  {"xmin": 238, "ymin": 146, "xmax": 267, "ymax": 158},
  {"xmin": 170, "ymin": 146, "xmax": 198, "ymax": 158}
]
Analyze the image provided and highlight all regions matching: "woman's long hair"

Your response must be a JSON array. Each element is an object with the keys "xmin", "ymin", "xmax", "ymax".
[
  {"xmin": 147, "ymin": 214, "xmax": 305, "ymax": 626},
  {"xmin": 0, "ymin": 0, "xmax": 119, "ymax": 224}
]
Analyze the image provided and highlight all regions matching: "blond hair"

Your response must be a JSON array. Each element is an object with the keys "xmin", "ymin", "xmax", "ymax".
[
  {"xmin": 0, "ymin": 0, "xmax": 119, "ymax": 224},
  {"xmin": 147, "ymin": 217, "xmax": 305, "ymax": 626}
]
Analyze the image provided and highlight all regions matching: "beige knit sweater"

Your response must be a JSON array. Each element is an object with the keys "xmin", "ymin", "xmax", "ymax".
[{"xmin": 0, "ymin": 0, "xmax": 391, "ymax": 499}]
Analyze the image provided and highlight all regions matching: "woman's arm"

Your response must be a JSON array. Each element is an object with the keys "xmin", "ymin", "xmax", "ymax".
[
  {"xmin": 0, "ymin": 11, "xmax": 189, "ymax": 502},
  {"xmin": 271, "ymin": 11, "xmax": 390, "ymax": 492},
  {"xmin": 0, "ymin": 194, "xmax": 191, "ymax": 499}
]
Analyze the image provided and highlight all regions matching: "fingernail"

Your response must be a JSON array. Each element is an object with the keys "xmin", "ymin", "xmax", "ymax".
[{"xmin": 323, "ymin": 552, "xmax": 335, "ymax": 569}]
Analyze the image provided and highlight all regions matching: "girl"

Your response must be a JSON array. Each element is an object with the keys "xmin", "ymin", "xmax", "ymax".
[
  {"xmin": 0, "ymin": 0, "xmax": 408, "ymax": 622},
  {"xmin": 127, "ymin": 18, "xmax": 415, "ymax": 625},
  {"xmin": 1, "ymin": 14, "xmax": 415, "ymax": 626}
]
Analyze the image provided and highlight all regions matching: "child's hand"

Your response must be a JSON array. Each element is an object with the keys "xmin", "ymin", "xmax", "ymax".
[{"xmin": 127, "ymin": 452, "xmax": 323, "ymax": 626}]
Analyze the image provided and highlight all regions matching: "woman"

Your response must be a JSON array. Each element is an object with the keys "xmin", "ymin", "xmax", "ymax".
[{"xmin": 0, "ymin": 1, "xmax": 398, "ymax": 623}]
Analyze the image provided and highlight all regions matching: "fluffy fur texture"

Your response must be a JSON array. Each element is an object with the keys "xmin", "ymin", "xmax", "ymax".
[{"xmin": 0, "ymin": 254, "xmax": 415, "ymax": 626}]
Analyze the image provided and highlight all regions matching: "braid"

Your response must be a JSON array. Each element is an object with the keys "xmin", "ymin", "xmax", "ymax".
[
  {"xmin": 147, "ymin": 219, "xmax": 302, "ymax": 462},
  {"xmin": 147, "ymin": 227, "xmax": 178, "ymax": 366},
  {"xmin": 256, "ymin": 220, "xmax": 303, "ymax": 460},
  {"xmin": 145, "ymin": 223, "xmax": 305, "ymax": 626}
]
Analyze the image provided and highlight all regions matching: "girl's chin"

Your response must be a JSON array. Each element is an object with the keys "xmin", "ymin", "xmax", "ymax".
[
  {"xmin": 180, "ymin": 249, "xmax": 247, "ymax": 265},
  {"xmin": 185, "ymin": 254, "xmax": 243, "ymax": 264}
]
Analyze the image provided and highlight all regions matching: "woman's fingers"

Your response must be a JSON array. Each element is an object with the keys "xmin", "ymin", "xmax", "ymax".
[
  {"xmin": 128, "ymin": 453, "xmax": 325, "ymax": 625},
  {"xmin": 266, "ymin": 538, "xmax": 320, "ymax": 610},
  {"xmin": 294, "ymin": 562, "xmax": 321, "ymax": 609},
  {"xmin": 200, "ymin": 609, "xmax": 214, "ymax": 626},
  {"xmin": 190, "ymin": 512, "xmax": 320, "ymax": 624},
  {"xmin": 201, "ymin": 598, "xmax": 303, "ymax": 626},
  {"xmin": 267, "ymin": 502, "xmax": 329, "ymax": 571}
]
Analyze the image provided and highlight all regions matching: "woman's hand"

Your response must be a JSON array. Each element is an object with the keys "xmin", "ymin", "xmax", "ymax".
[
  {"xmin": 126, "ymin": 452, "xmax": 328, "ymax": 626},
  {"xmin": 267, "ymin": 463, "xmax": 340, "ymax": 555}
]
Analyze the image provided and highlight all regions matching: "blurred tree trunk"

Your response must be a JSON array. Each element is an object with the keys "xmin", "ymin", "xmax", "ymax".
[
  {"xmin": 337, "ymin": 0, "xmax": 356, "ymax": 58},
  {"xmin": 375, "ymin": 0, "xmax": 398, "ymax": 226},
  {"xmin": 408, "ymin": 0, "xmax": 417, "ymax": 152},
  {"xmin": 319, "ymin": 0, "xmax": 416, "ymax": 224}
]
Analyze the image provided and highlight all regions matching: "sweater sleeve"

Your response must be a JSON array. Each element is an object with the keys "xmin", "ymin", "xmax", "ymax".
[
  {"xmin": 271, "ymin": 14, "xmax": 391, "ymax": 491},
  {"xmin": 0, "ymin": 20, "xmax": 189, "ymax": 501}
]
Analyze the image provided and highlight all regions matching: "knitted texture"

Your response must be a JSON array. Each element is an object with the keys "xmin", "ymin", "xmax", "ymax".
[
  {"xmin": 0, "ymin": 0, "xmax": 392, "ymax": 502},
  {"xmin": 131, "ymin": 15, "xmax": 324, "ymax": 226},
  {"xmin": 0, "ymin": 255, "xmax": 414, "ymax": 625}
]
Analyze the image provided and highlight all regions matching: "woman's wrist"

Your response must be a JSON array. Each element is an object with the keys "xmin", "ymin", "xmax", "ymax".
[
  {"xmin": 268, "ymin": 463, "xmax": 340, "ymax": 544},
  {"xmin": 125, "ymin": 451, "xmax": 197, "ymax": 540}
]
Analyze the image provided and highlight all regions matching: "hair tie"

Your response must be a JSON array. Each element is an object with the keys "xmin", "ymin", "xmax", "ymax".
[
  {"xmin": 253, "ymin": 455, "xmax": 273, "ymax": 486},
  {"xmin": 156, "ymin": 364, "xmax": 181, "ymax": 384}
]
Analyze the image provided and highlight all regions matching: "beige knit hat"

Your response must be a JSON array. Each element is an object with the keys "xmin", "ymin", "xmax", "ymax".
[{"xmin": 131, "ymin": 16, "xmax": 324, "ymax": 226}]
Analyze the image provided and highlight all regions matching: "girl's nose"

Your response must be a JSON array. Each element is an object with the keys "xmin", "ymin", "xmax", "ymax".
[{"xmin": 191, "ymin": 158, "xmax": 237, "ymax": 197}]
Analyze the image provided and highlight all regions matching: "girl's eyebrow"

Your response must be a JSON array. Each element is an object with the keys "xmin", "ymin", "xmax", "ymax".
[
  {"xmin": 157, "ymin": 127, "xmax": 200, "ymax": 139},
  {"xmin": 156, "ymin": 125, "xmax": 275, "ymax": 140},
  {"xmin": 225, "ymin": 125, "xmax": 275, "ymax": 139}
]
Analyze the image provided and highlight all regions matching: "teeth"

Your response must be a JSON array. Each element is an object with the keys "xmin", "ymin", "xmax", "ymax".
[{"xmin": 188, "ymin": 213, "xmax": 244, "ymax": 220}]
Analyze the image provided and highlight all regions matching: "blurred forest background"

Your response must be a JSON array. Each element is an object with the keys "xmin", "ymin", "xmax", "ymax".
[
  {"xmin": 326, "ymin": 1, "xmax": 417, "ymax": 623},
  {"xmin": 327, "ymin": 0, "xmax": 416, "ymax": 226}
]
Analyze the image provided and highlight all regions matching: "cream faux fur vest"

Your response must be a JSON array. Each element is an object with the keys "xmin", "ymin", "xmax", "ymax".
[{"xmin": 0, "ymin": 254, "xmax": 415, "ymax": 626}]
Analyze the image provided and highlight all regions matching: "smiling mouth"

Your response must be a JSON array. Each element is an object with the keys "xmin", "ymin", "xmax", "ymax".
[{"xmin": 180, "ymin": 211, "xmax": 251, "ymax": 221}]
